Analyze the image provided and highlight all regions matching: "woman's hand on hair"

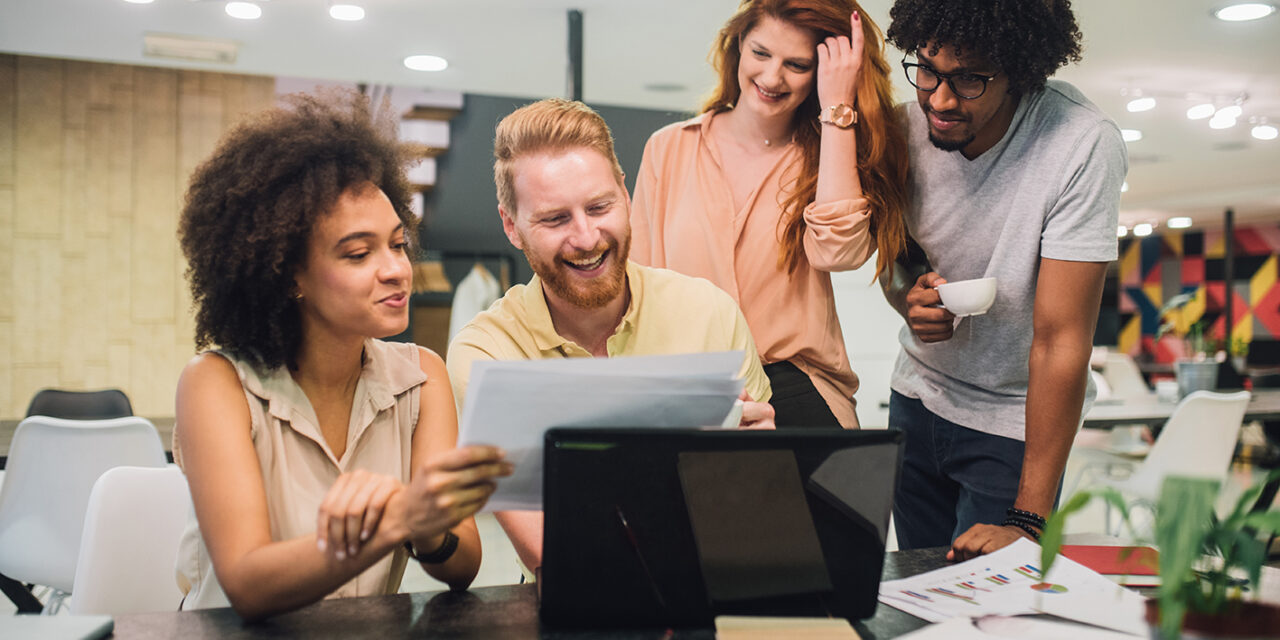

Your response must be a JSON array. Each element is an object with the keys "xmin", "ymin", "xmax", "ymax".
[
  {"xmin": 401, "ymin": 445, "xmax": 513, "ymax": 541},
  {"xmin": 315, "ymin": 469, "xmax": 404, "ymax": 562},
  {"xmin": 816, "ymin": 11, "xmax": 864, "ymax": 109}
]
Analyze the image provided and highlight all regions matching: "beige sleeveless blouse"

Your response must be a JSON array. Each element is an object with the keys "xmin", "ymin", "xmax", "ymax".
[{"xmin": 174, "ymin": 339, "xmax": 428, "ymax": 610}]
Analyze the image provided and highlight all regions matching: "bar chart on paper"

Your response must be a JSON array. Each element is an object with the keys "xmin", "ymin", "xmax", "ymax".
[{"xmin": 879, "ymin": 539, "xmax": 1128, "ymax": 623}]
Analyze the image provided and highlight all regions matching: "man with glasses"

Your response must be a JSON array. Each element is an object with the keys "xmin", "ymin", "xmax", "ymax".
[{"xmin": 880, "ymin": 0, "xmax": 1127, "ymax": 559}]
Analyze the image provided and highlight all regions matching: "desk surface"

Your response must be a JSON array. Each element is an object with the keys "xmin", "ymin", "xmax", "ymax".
[
  {"xmin": 1083, "ymin": 388, "xmax": 1280, "ymax": 429},
  {"xmin": 113, "ymin": 547, "xmax": 947, "ymax": 639}
]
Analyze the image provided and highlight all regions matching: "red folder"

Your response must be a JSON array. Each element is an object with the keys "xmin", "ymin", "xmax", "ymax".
[{"xmin": 1061, "ymin": 545, "xmax": 1159, "ymax": 576}]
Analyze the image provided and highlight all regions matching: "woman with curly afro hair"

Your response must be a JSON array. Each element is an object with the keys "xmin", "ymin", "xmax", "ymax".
[
  {"xmin": 173, "ymin": 90, "xmax": 512, "ymax": 619},
  {"xmin": 630, "ymin": 0, "xmax": 910, "ymax": 430},
  {"xmin": 880, "ymin": 0, "xmax": 1127, "ymax": 561}
]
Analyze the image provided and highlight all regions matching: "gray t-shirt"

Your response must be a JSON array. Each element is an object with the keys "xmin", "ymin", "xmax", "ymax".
[{"xmin": 890, "ymin": 80, "xmax": 1127, "ymax": 440}]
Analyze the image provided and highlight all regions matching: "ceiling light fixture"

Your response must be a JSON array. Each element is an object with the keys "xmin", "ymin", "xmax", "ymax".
[
  {"xmin": 1210, "ymin": 114, "xmax": 1238, "ymax": 129},
  {"xmin": 1127, "ymin": 96, "xmax": 1156, "ymax": 113},
  {"xmin": 1213, "ymin": 3, "xmax": 1277, "ymax": 21},
  {"xmin": 1133, "ymin": 223, "xmax": 1154, "ymax": 237},
  {"xmin": 1217, "ymin": 104, "xmax": 1244, "ymax": 119},
  {"xmin": 123, "ymin": 0, "xmax": 155, "ymax": 4},
  {"xmin": 1186, "ymin": 103, "xmax": 1216, "ymax": 120},
  {"xmin": 1168, "ymin": 217, "xmax": 1194, "ymax": 229},
  {"xmin": 225, "ymin": 1, "xmax": 262, "ymax": 19},
  {"xmin": 1253, "ymin": 122, "xmax": 1279, "ymax": 140},
  {"xmin": 1121, "ymin": 129, "xmax": 1143, "ymax": 142},
  {"xmin": 329, "ymin": 3, "xmax": 364, "ymax": 21},
  {"xmin": 404, "ymin": 55, "xmax": 448, "ymax": 72}
]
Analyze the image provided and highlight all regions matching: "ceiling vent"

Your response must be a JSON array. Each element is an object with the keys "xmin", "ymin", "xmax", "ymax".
[{"xmin": 143, "ymin": 33, "xmax": 239, "ymax": 64}]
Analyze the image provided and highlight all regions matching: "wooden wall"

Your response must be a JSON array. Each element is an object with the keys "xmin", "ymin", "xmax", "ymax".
[{"xmin": 0, "ymin": 53, "xmax": 275, "ymax": 419}]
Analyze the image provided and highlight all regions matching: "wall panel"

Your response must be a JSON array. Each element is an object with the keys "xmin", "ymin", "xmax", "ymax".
[{"xmin": 0, "ymin": 55, "xmax": 274, "ymax": 417}]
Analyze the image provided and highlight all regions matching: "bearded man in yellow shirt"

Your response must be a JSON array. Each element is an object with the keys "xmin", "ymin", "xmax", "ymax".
[{"xmin": 446, "ymin": 98, "xmax": 775, "ymax": 578}]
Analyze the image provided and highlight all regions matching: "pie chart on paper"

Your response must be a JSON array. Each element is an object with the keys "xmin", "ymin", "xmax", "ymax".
[{"xmin": 1031, "ymin": 582, "xmax": 1069, "ymax": 593}]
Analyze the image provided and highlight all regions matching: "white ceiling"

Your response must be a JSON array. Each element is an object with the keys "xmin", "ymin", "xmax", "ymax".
[{"xmin": 2, "ymin": 0, "xmax": 1279, "ymax": 232}]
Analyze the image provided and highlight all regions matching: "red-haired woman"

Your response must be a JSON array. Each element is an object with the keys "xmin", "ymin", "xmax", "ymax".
[{"xmin": 630, "ymin": 0, "xmax": 909, "ymax": 428}]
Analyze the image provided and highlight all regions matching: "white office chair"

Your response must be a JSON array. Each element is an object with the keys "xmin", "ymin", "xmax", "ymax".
[
  {"xmin": 70, "ymin": 466, "xmax": 190, "ymax": 615},
  {"xmin": 1084, "ymin": 390, "xmax": 1250, "ymax": 534},
  {"xmin": 1101, "ymin": 352, "xmax": 1151, "ymax": 399},
  {"xmin": 0, "ymin": 416, "xmax": 166, "ymax": 613}
]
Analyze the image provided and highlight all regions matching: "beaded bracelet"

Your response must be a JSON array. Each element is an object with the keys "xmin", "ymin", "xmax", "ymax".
[
  {"xmin": 1006, "ymin": 507, "xmax": 1047, "ymax": 529},
  {"xmin": 1002, "ymin": 518, "xmax": 1041, "ymax": 541}
]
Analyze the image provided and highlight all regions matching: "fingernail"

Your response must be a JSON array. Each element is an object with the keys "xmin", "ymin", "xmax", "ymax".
[
  {"xmin": 348, "ymin": 545, "xmax": 357, "ymax": 557},
  {"xmin": 361, "ymin": 530, "xmax": 370, "ymax": 541},
  {"xmin": 317, "ymin": 539, "xmax": 326, "ymax": 552},
  {"xmin": 335, "ymin": 550, "xmax": 346, "ymax": 561}
]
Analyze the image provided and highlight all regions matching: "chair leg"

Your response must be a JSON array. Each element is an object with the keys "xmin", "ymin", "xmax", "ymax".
[
  {"xmin": 0, "ymin": 572, "xmax": 43, "ymax": 613},
  {"xmin": 42, "ymin": 589, "xmax": 68, "ymax": 615}
]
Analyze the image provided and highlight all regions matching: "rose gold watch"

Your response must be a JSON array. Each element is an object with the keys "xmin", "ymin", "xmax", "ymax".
[{"xmin": 819, "ymin": 103, "xmax": 858, "ymax": 128}]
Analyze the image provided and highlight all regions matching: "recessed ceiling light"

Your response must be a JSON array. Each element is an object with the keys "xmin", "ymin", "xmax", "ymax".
[
  {"xmin": 329, "ymin": 3, "xmax": 365, "ymax": 21},
  {"xmin": 225, "ymin": 1, "xmax": 262, "ymax": 20},
  {"xmin": 404, "ymin": 55, "xmax": 448, "ymax": 72},
  {"xmin": 1217, "ymin": 105, "xmax": 1244, "ymax": 119},
  {"xmin": 1168, "ymin": 217, "xmax": 1193, "ymax": 229},
  {"xmin": 1126, "ymin": 97, "xmax": 1156, "ymax": 113},
  {"xmin": 1210, "ymin": 114, "xmax": 1237, "ymax": 129},
  {"xmin": 1117, "ymin": 225, "xmax": 1128, "ymax": 238},
  {"xmin": 1253, "ymin": 124, "xmax": 1279, "ymax": 140},
  {"xmin": 1121, "ymin": 129, "xmax": 1143, "ymax": 142},
  {"xmin": 1213, "ymin": 3, "xmax": 1276, "ymax": 21},
  {"xmin": 1133, "ymin": 223, "xmax": 1154, "ymax": 237},
  {"xmin": 1187, "ymin": 103, "xmax": 1216, "ymax": 120}
]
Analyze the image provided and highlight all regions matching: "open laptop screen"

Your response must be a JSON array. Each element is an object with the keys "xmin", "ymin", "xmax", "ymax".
[{"xmin": 540, "ymin": 428, "xmax": 903, "ymax": 628}]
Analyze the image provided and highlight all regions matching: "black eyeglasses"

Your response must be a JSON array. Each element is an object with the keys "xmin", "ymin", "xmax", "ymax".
[{"xmin": 901, "ymin": 57, "xmax": 999, "ymax": 100}]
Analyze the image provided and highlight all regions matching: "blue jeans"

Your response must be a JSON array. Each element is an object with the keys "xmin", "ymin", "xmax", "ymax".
[{"xmin": 890, "ymin": 390, "xmax": 1026, "ymax": 550}]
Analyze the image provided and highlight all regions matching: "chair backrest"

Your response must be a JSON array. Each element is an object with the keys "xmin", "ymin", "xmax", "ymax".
[
  {"xmin": 1130, "ymin": 390, "xmax": 1251, "ymax": 494},
  {"xmin": 0, "ymin": 416, "xmax": 166, "ymax": 593},
  {"xmin": 26, "ymin": 388, "xmax": 133, "ymax": 420},
  {"xmin": 1102, "ymin": 353, "xmax": 1151, "ymax": 399},
  {"xmin": 70, "ymin": 466, "xmax": 190, "ymax": 615}
]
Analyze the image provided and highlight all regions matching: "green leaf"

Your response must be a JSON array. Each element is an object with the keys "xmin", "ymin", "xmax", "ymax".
[{"xmin": 1041, "ymin": 491, "xmax": 1094, "ymax": 575}]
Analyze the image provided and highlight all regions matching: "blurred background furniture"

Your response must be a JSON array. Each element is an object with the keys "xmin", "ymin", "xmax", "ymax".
[
  {"xmin": 25, "ymin": 388, "xmax": 133, "ymax": 421},
  {"xmin": 1076, "ymin": 390, "xmax": 1251, "ymax": 534},
  {"xmin": 69, "ymin": 466, "xmax": 190, "ymax": 615},
  {"xmin": 0, "ymin": 416, "xmax": 165, "ymax": 613}
]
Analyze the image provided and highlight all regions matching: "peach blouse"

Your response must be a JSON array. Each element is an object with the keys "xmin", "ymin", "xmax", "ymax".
[
  {"xmin": 173, "ymin": 339, "xmax": 427, "ymax": 609},
  {"xmin": 630, "ymin": 112, "xmax": 874, "ymax": 428}
]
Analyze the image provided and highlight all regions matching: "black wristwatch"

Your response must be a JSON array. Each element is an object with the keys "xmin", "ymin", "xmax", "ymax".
[{"xmin": 405, "ymin": 530, "xmax": 459, "ymax": 564}]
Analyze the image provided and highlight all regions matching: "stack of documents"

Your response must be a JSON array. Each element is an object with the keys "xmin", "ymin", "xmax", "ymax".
[
  {"xmin": 879, "ymin": 538, "xmax": 1148, "ymax": 636},
  {"xmin": 457, "ymin": 351, "xmax": 745, "ymax": 511}
]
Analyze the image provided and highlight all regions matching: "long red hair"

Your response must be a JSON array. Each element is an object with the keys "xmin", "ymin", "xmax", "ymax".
[{"xmin": 703, "ymin": 0, "xmax": 908, "ymax": 278}]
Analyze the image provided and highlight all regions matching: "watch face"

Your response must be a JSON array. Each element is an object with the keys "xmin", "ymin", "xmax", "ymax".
[{"xmin": 832, "ymin": 104, "xmax": 855, "ymax": 128}]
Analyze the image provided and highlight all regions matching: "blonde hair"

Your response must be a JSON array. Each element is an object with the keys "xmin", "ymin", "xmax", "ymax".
[{"xmin": 493, "ymin": 98, "xmax": 625, "ymax": 215}]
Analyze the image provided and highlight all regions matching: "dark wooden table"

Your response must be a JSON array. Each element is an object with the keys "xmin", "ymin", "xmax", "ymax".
[{"xmin": 112, "ymin": 548, "xmax": 948, "ymax": 639}]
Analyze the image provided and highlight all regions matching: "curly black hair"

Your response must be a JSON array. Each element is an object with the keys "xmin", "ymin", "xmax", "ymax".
[
  {"xmin": 178, "ymin": 90, "xmax": 419, "ymax": 371},
  {"xmin": 886, "ymin": 0, "xmax": 1083, "ymax": 96}
]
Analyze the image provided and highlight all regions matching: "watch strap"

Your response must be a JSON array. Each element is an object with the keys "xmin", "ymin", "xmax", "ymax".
[{"xmin": 405, "ymin": 529, "xmax": 459, "ymax": 564}]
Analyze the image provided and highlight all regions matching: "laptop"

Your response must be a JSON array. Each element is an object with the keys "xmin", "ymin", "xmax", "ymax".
[{"xmin": 540, "ymin": 427, "xmax": 903, "ymax": 628}]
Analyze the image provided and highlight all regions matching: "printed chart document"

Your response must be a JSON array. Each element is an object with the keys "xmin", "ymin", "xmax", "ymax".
[
  {"xmin": 896, "ymin": 615, "xmax": 1139, "ymax": 640},
  {"xmin": 457, "ymin": 351, "xmax": 745, "ymax": 510},
  {"xmin": 879, "ymin": 538, "xmax": 1147, "ymax": 636}
]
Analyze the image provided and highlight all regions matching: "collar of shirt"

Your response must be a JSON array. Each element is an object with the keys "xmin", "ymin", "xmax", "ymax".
[{"xmin": 521, "ymin": 261, "xmax": 644, "ymax": 358}]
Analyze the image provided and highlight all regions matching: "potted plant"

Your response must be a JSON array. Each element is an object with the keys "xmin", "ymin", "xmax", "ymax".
[
  {"xmin": 1040, "ymin": 470, "xmax": 1280, "ymax": 639},
  {"xmin": 1156, "ymin": 294, "xmax": 1221, "ymax": 397}
]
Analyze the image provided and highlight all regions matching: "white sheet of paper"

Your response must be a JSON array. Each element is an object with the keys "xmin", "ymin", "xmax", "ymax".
[
  {"xmin": 457, "ymin": 352, "xmax": 746, "ymax": 511},
  {"xmin": 898, "ymin": 615, "xmax": 1140, "ymax": 640},
  {"xmin": 879, "ymin": 538, "xmax": 1146, "ymax": 635}
]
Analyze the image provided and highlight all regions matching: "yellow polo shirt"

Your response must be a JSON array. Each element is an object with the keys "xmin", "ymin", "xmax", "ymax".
[{"xmin": 446, "ymin": 261, "xmax": 771, "ymax": 409}]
